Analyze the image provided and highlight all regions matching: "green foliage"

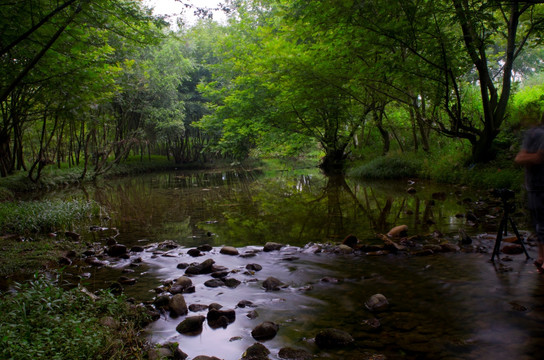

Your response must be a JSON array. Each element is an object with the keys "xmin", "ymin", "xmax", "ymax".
[
  {"xmin": 0, "ymin": 199, "xmax": 101, "ymax": 235},
  {"xmin": 0, "ymin": 274, "xmax": 150, "ymax": 360},
  {"xmin": 348, "ymin": 155, "xmax": 422, "ymax": 180}
]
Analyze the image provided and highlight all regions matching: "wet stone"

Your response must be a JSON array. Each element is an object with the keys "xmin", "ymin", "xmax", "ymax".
[
  {"xmin": 197, "ymin": 244, "xmax": 213, "ymax": 252},
  {"xmin": 220, "ymin": 246, "xmax": 239, "ymax": 256},
  {"xmin": 211, "ymin": 270, "xmax": 230, "ymax": 278},
  {"xmin": 185, "ymin": 258, "xmax": 215, "ymax": 275},
  {"xmin": 177, "ymin": 262, "xmax": 189, "ymax": 269},
  {"xmin": 176, "ymin": 315, "xmax": 205, "ymax": 335},
  {"xmin": 246, "ymin": 263, "xmax": 263, "ymax": 271},
  {"xmin": 241, "ymin": 342, "xmax": 270, "ymax": 360},
  {"xmin": 204, "ymin": 279, "xmax": 225, "ymax": 288},
  {"xmin": 251, "ymin": 321, "xmax": 279, "ymax": 341},
  {"xmin": 224, "ymin": 278, "xmax": 241, "ymax": 288},
  {"xmin": 187, "ymin": 248, "xmax": 202, "ymax": 257},
  {"xmin": 246, "ymin": 310, "xmax": 259, "ymax": 319},
  {"xmin": 237, "ymin": 300, "xmax": 255, "ymax": 308},
  {"xmin": 130, "ymin": 246, "xmax": 144, "ymax": 252},
  {"xmin": 169, "ymin": 294, "xmax": 188, "ymax": 317},
  {"xmin": 263, "ymin": 242, "xmax": 284, "ymax": 252},
  {"xmin": 263, "ymin": 277, "xmax": 283, "ymax": 291},
  {"xmin": 107, "ymin": 244, "xmax": 127, "ymax": 257},
  {"xmin": 189, "ymin": 304, "xmax": 209, "ymax": 312}
]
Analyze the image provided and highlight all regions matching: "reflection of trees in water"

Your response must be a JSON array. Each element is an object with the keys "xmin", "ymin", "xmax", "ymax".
[
  {"xmin": 309, "ymin": 175, "xmax": 444, "ymax": 241},
  {"xmin": 71, "ymin": 170, "xmax": 465, "ymax": 247}
]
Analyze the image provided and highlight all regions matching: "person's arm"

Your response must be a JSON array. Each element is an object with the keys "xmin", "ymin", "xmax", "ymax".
[{"xmin": 515, "ymin": 149, "xmax": 544, "ymax": 166}]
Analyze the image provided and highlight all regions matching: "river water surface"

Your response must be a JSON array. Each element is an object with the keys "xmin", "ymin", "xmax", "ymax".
[{"xmin": 47, "ymin": 167, "xmax": 544, "ymax": 359}]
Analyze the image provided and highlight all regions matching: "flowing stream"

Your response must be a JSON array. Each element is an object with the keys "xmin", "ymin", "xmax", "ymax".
[{"xmin": 43, "ymin": 167, "xmax": 544, "ymax": 359}]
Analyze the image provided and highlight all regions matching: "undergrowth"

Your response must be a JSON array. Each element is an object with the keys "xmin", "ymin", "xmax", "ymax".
[{"xmin": 0, "ymin": 273, "xmax": 150, "ymax": 360}]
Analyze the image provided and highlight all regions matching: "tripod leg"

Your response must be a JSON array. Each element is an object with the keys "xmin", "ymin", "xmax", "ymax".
[
  {"xmin": 492, "ymin": 217, "xmax": 506, "ymax": 262},
  {"xmin": 508, "ymin": 217, "xmax": 531, "ymax": 260}
]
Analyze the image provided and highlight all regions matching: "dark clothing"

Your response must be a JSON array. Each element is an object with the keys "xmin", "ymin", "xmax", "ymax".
[
  {"xmin": 522, "ymin": 125, "xmax": 544, "ymax": 191},
  {"xmin": 522, "ymin": 126, "xmax": 544, "ymax": 244}
]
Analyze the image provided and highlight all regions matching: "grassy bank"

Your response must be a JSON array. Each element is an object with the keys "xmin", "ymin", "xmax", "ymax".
[{"xmin": 346, "ymin": 145, "xmax": 524, "ymax": 191}]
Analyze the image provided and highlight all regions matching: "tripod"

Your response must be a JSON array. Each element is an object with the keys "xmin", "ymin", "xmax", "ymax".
[{"xmin": 491, "ymin": 190, "xmax": 530, "ymax": 262}]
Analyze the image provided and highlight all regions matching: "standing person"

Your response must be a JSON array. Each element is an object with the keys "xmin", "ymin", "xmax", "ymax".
[{"xmin": 515, "ymin": 120, "xmax": 544, "ymax": 273}]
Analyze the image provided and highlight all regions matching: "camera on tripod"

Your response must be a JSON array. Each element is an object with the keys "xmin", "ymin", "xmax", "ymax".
[
  {"xmin": 491, "ymin": 188, "xmax": 515, "ymax": 201},
  {"xmin": 489, "ymin": 188, "xmax": 530, "ymax": 262}
]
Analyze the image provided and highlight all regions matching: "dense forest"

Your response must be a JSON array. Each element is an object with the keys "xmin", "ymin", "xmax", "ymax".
[{"xmin": 2, "ymin": 0, "xmax": 544, "ymax": 180}]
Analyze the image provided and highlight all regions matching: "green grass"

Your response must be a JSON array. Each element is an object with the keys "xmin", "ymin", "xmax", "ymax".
[{"xmin": 0, "ymin": 273, "xmax": 151, "ymax": 360}]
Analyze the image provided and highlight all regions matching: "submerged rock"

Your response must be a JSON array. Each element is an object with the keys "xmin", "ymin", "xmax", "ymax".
[
  {"xmin": 278, "ymin": 347, "xmax": 313, "ymax": 360},
  {"xmin": 314, "ymin": 328, "xmax": 354, "ymax": 348},
  {"xmin": 365, "ymin": 294, "xmax": 389, "ymax": 312}
]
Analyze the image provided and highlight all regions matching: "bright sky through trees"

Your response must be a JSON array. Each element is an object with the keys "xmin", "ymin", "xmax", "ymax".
[{"xmin": 144, "ymin": 0, "xmax": 227, "ymax": 27}]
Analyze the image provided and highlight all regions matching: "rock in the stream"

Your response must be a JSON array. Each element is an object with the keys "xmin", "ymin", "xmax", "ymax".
[
  {"xmin": 387, "ymin": 225, "xmax": 408, "ymax": 238},
  {"xmin": 278, "ymin": 347, "xmax": 313, "ymax": 360},
  {"xmin": 251, "ymin": 321, "xmax": 279, "ymax": 341},
  {"xmin": 187, "ymin": 248, "xmax": 202, "ymax": 257},
  {"xmin": 237, "ymin": 300, "xmax": 255, "ymax": 308},
  {"xmin": 197, "ymin": 244, "xmax": 213, "ymax": 252},
  {"xmin": 241, "ymin": 342, "xmax": 270, "ymax": 360},
  {"xmin": 246, "ymin": 263, "xmax": 262, "ymax": 271},
  {"xmin": 148, "ymin": 342, "xmax": 188, "ymax": 360},
  {"xmin": 263, "ymin": 242, "xmax": 284, "ymax": 252},
  {"xmin": 185, "ymin": 258, "xmax": 215, "ymax": 275},
  {"xmin": 502, "ymin": 244, "xmax": 524, "ymax": 255},
  {"xmin": 220, "ymin": 246, "xmax": 239, "ymax": 255},
  {"xmin": 207, "ymin": 308, "xmax": 236, "ymax": 328},
  {"xmin": 204, "ymin": 279, "xmax": 225, "ymax": 288},
  {"xmin": 314, "ymin": 328, "xmax": 354, "ymax": 348},
  {"xmin": 365, "ymin": 293, "xmax": 389, "ymax": 312},
  {"xmin": 192, "ymin": 356, "xmax": 222, "ymax": 360},
  {"xmin": 342, "ymin": 234, "xmax": 358, "ymax": 248},
  {"xmin": 262, "ymin": 277, "xmax": 283, "ymax": 291},
  {"xmin": 176, "ymin": 315, "xmax": 205, "ymax": 335},
  {"xmin": 107, "ymin": 244, "xmax": 127, "ymax": 257},
  {"xmin": 169, "ymin": 294, "xmax": 188, "ymax": 317},
  {"xmin": 224, "ymin": 278, "xmax": 241, "ymax": 288}
]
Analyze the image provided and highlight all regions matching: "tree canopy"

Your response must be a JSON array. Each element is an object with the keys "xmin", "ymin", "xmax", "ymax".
[{"xmin": 2, "ymin": 0, "xmax": 544, "ymax": 178}]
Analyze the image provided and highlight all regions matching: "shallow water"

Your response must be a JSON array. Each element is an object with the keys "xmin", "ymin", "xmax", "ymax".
[{"xmin": 44, "ymin": 168, "xmax": 544, "ymax": 359}]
